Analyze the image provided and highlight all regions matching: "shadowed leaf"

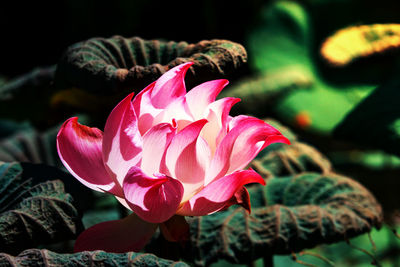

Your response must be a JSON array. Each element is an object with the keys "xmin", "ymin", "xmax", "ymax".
[
  {"xmin": 252, "ymin": 141, "xmax": 332, "ymax": 179},
  {"xmin": 0, "ymin": 249, "xmax": 189, "ymax": 267},
  {"xmin": 185, "ymin": 173, "xmax": 382, "ymax": 266},
  {"xmin": 55, "ymin": 36, "xmax": 247, "ymax": 95},
  {"xmin": 233, "ymin": 1, "xmax": 376, "ymax": 133},
  {"xmin": 220, "ymin": 68, "xmax": 312, "ymax": 116},
  {"xmin": 0, "ymin": 66, "xmax": 55, "ymax": 124},
  {"xmin": 334, "ymin": 81, "xmax": 400, "ymax": 156},
  {"xmin": 0, "ymin": 126, "xmax": 59, "ymax": 167},
  {"xmin": 0, "ymin": 161, "xmax": 81, "ymax": 255}
]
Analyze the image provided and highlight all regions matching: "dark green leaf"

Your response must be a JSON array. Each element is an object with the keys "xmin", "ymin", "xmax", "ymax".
[
  {"xmin": 219, "ymin": 69, "xmax": 313, "ymax": 116},
  {"xmin": 0, "ymin": 126, "xmax": 59, "ymax": 167},
  {"xmin": 0, "ymin": 249, "xmax": 189, "ymax": 267},
  {"xmin": 185, "ymin": 173, "xmax": 382, "ymax": 266},
  {"xmin": 0, "ymin": 120, "xmax": 31, "ymax": 139},
  {"xmin": 334, "ymin": 81, "xmax": 400, "ymax": 156},
  {"xmin": 227, "ymin": 1, "xmax": 376, "ymax": 133},
  {"xmin": 0, "ymin": 66, "xmax": 55, "ymax": 124},
  {"xmin": 55, "ymin": 36, "xmax": 247, "ymax": 95},
  {"xmin": 252, "ymin": 141, "xmax": 332, "ymax": 178},
  {"xmin": 0, "ymin": 161, "xmax": 81, "ymax": 255}
]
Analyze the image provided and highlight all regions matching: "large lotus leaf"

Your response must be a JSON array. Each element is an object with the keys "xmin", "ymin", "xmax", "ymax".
[
  {"xmin": 185, "ymin": 173, "xmax": 382, "ymax": 266},
  {"xmin": 334, "ymin": 81, "xmax": 400, "ymax": 156},
  {"xmin": 251, "ymin": 120, "xmax": 331, "ymax": 178},
  {"xmin": 55, "ymin": 36, "xmax": 247, "ymax": 95},
  {"xmin": 0, "ymin": 116, "xmax": 92, "ymax": 169},
  {"xmin": 0, "ymin": 161, "xmax": 81, "ymax": 254},
  {"xmin": 308, "ymin": 225, "xmax": 400, "ymax": 267},
  {"xmin": 219, "ymin": 68, "xmax": 313, "ymax": 116},
  {"xmin": 0, "ymin": 126, "xmax": 59, "ymax": 167},
  {"xmin": 252, "ymin": 141, "xmax": 332, "ymax": 178},
  {"xmin": 0, "ymin": 120, "xmax": 31, "ymax": 139},
  {"xmin": 0, "ymin": 122, "xmax": 121, "ymax": 213},
  {"xmin": 0, "ymin": 249, "xmax": 189, "ymax": 267},
  {"xmin": 225, "ymin": 1, "xmax": 376, "ymax": 133},
  {"xmin": 0, "ymin": 66, "xmax": 55, "ymax": 123}
]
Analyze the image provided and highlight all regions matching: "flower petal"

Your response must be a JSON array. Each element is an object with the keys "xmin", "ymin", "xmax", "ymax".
[
  {"xmin": 132, "ymin": 81, "xmax": 162, "ymax": 135},
  {"xmin": 141, "ymin": 123, "xmax": 176, "ymax": 176},
  {"xmin": 164, "ymin": 119, "xmax": 211, "ymax": 202},
  {"xmin": 160, "ymin": 215, "xmax": 190, "ymax": 242},
  {"xmin": 186, "ymin": 79, "xmax": 229, "ymax": 119},
  {"xmin": 74, "ymin": 213, "xmax": 158, "ymax": 253},
  {"xmin": 57, "ymin": 117, "xmax": 121, "ymax": 195},
  {"xmin": 206, "ymin": 116, "xmax": 290, "ymax": 184},
  {"xmin": 150, "ymin": 62, "xmax": 193, "ymax": 108},
  {"xmin": 123, "ymin": 166, "xmax": 184, "ymax": 223},
  {"xmin": 103, "ymin": 93, "xmax": 142, "ymax": 186},
  {"xmin": 177, "ymin": 169, "xmax": 265, "ymax": 216},
  {"xmin": 202, "ymin": 97, "xmax": 241, "ymax": 155},
  {"xmin": 220, "ymin": 186, "xmax": 251, "ymax": 213},
  {"xmin": 152, "ymin": 96, "xmax": 194, "ymax": 130}
]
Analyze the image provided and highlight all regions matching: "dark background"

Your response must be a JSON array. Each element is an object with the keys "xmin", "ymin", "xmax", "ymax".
[{"xmin": 0, "ymin": 0, "xmax": 262, "ymax": 77}]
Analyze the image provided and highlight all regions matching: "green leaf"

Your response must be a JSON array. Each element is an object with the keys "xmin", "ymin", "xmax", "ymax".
[
  {"xmin": 0, "ymin": 161, "xmax": 81, "ymax": 254},
  {"xmin": 0, "ymin": 249, "xmax": 190, "ymax": 267},
  {"xmin": 55, "ymin": 36, "xmax": 247, "ymax": 95},
  {"xmin": 0, "ymin": 66, "xmax": 55, "ymax": 124},
  {"xmin": 0, "ymin": 116, "xmax": 91, "ymax": 169},
  {"xmin": 252, "ymin": 140, "xmax": 332, "ymax": 178},
  {"xmin": 225, "ymin": 1, "xmax": 376, "ymax": 133},
  {"xmin": 0, "ymin": 120, "xmax": 31, "ymax": 139},
  {"xmin": 220, "ymin": 69, "xmax": 313, "ymax": 116},
  {"xmin": 0, "ymin": 126, "xmax": 59, "ymax": 167},
  {"xmin": 334, "ymin": 81, "xmax": 400, "ymax": 156},
  {"xmin": 185, "ymin": 173, "xmax": 382, "ymax": 266}
]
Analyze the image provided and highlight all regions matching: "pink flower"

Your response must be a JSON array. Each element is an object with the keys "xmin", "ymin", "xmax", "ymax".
[{"xmin": 57, "ymin": 62, "xmax": 290, "ymax": 253}]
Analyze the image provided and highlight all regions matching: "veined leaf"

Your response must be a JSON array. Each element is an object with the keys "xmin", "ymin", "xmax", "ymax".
[
  {"xmin": 0, "ymin": 249, "xmax": 189, "ymax": 267},
  {"xmin": 55, "ymin": 36, "xmax": 247, "ymax": 95},
  {"xmin": 252, "ymin": 141, "xmax": 332, "ymax": 178},
  {"xmin": 185, "ymin": 173, "xmax": 382, "ymax": 266},
  {"xmin": 0, "ymin": 66, "xmax": 55, "ymax": 123},
  {"xmin": 0, "ymin": 161, "xmax": 81, "ymax": 255}
]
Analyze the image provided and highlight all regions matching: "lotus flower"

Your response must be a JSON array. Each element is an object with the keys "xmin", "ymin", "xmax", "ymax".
[{"xmin": 57, "ymin": 62, "xmax": 290, "ymax": 252}]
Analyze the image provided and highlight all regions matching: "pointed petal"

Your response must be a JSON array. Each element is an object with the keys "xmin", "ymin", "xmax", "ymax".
[
  {"xmin": 186, "ymin": 79, "xmax": 229, "ymax": 119},
  {"xmin": 103, "ymin": 93, "xmax": 142, "ymax": 186},
  {"xmin": 160, "ymin": 215, "xmax": 190, "ymax": 242},
  {"xmin": 123, "ymin": 166, "xmax": 184, "ymax": 223},
  {"xmin": 132, "ymin": 81, "xmax": 162, "ymax": 135},
  {"xmin": 57, "ymin": 117, "xmax": 121, "ymax": 195},
  {"xmin": 206, "ymin": 116, "xmax": 290, "ymax": 184},
  {"xmin": 220, "ymin": 186, "xmax": 251, "ymax": 213},
  {"xmin": 177, "ymin": 169, "xmax": 264, "ymax": 216},
  {"xmin": 141, "ymin": 123, "xmax": 176, "ymax": 176},
  {"xmin": 202, "ymin": 97, "xmax": 240, "ymax": 155},
  {"xmin": 164, "ymin": 119, "xmax": 211, "ymax": 202},
  {"xmin": 74, "ymin": 213, "xmax": 158, "ymax": 253},
  {"xmin": 150, "ymin": 62, "xmax": 193, "ymax": 108}
]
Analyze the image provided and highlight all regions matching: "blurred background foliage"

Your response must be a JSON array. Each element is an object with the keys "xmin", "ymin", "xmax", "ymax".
[{"xmin": 1, "ymin": 0, "xmax": 400, "ymax": 266}]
